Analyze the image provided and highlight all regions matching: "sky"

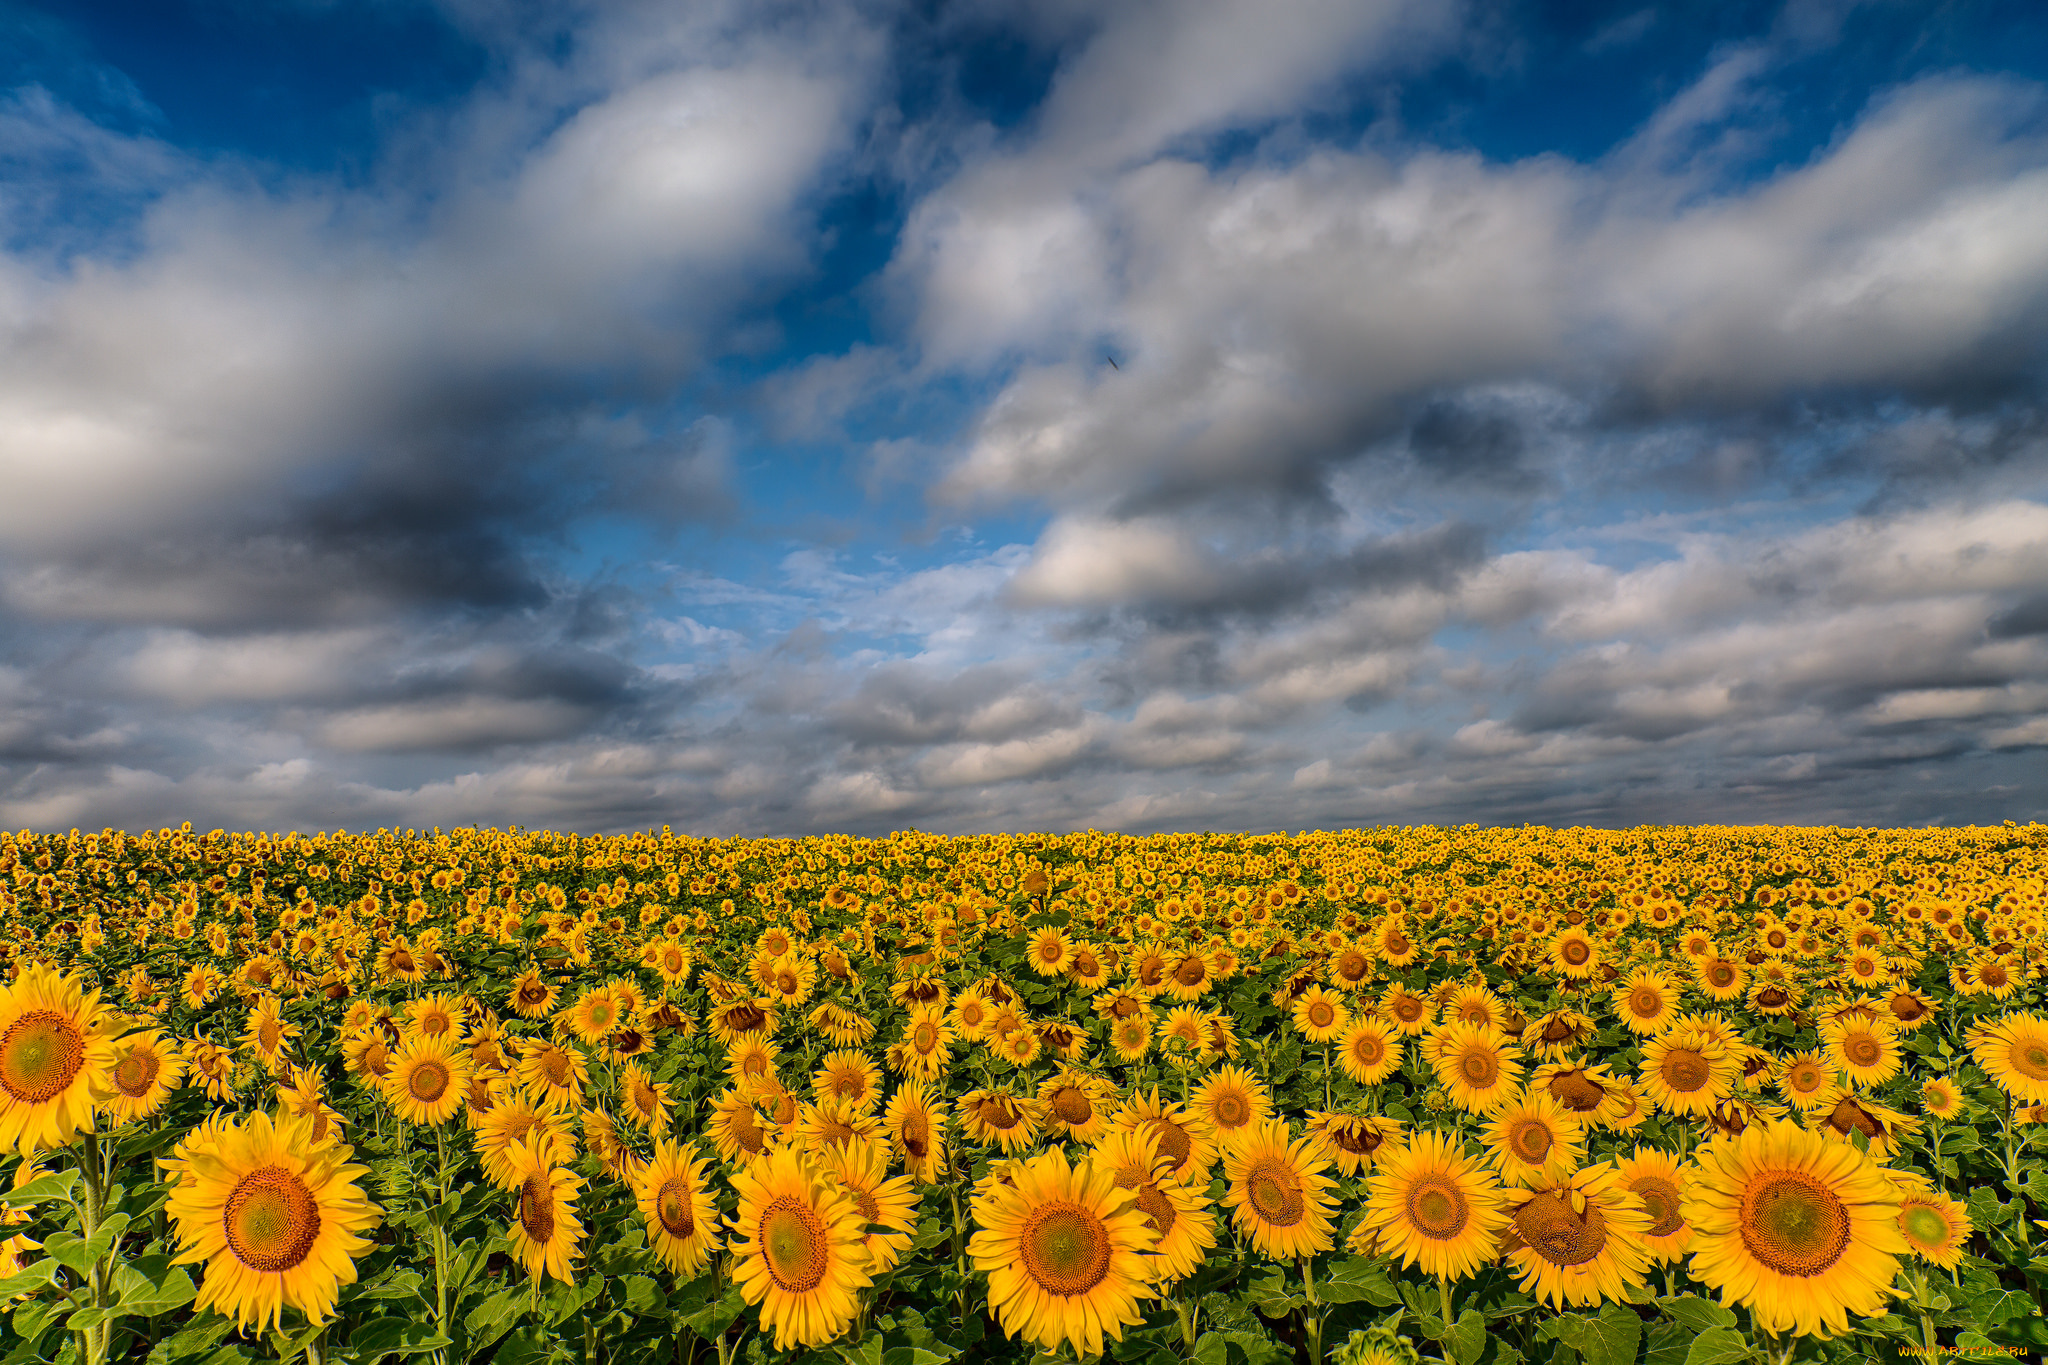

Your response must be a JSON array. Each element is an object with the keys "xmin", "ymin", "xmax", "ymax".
[{"xmin": 2, "ymin": 0, "xmax": 2047, "ymax": 838}]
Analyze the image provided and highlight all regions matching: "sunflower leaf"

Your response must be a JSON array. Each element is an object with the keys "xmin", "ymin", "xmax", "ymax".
[
  {"xmin": 1445, "ymin": 1310, "xmax": 1487, "ymax": 1365},
  {"xmin": 0, "ymin": 1170, "xmax": 78, "ymax": 1211},
  {"xmin": 344, "ymin": 1317, "xmax": 453, "ymax": 1362},
  {"xmin": 1680, "ymin": 1326, "xmax": 1752, "ymax": 1365},
  {"xmin": 1655, "ymin": 1296, "xmax": 1735, "ymax": 1334}
]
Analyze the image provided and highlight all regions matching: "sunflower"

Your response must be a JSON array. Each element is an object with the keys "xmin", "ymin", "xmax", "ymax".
[
  {"xmin": 1026, "ymin": 927, "xmax": 1073, "ymax": 976},
  {"xmin": 1500, "ymin": 1163, "xmax": 1655, "ymax": 1309},
  {"xmin": 1335, "ymin": 1018, "xmax": 1403, "ymax": 1085},
  {"xmin": 516, "ymin": 1039, "xmax": 588, "ymax": 1111},
  {"xmin": 1304, "ymin": 1112, "xmax": 1405, "ymax": 1176},
  {"xmin": 1108, "ymin": 1089, "xmax": 1217, "ymax": 1188},
  {"xmin": 1431, "ymin": 1022, "xmax": 1524, "ymax": 1114},
  {"xmin": 994, "ymin": 1026, "xmax": 1044, "ymax": 1069},
  {"xmin": 182, "ymin": 964, "xmax": 224, "ymax": 1010},
  {"xmin": 968, "ymin": 1145, "xmax": 1158, "ymax": 1358},
  {"xmin": 1682, "ymin": 1119, "xmax": 1906, "ymax": 1338},
  {"xmin": 1187, "ymin": 1065, "xmax": 1274, "ymax": 1152},
  {"xmin": 706, "ymin": 1086, "xmax": 777, "ymax": 1165},
  {"xmin": 101, "ymin": 1029, "xmax": 187, "ymax": 1124},
  {"xmin": 957, "ymin": 1088, "xmax": 1044, "ymax": 1155},
  {"xmin": 1089, "ymin": 1130, "xmax": 1216, "ymax": 1283},
  {"xmin": 1889, "ymin": 1176, "xmax": 1971, "ymax": 1270},
  {"xmin": 164, "ymin": 1110, "xmax": 381, "ymax": 1332},
  {"xmin": 1109, "ymin": 1013, "xmax": 1153, "ymax": 1063},
  {"xmin": 400, "ymin": 992, "xmax": 468, "ymax": 1045},
  {"xmin": 1038, "ymin": 1070, "xmax": 1117, "ymax": 1145},
  {"xmin": 1548, "ymin": 927, "xmax": 1600, "ymax": 980},
  {"xmin": 1482, "ymin": 1090, "xmax": 1584, "ymax": 1189},
  {"xmin": 472, "ymin": 1100, "xmax": 577, "ymax": 1189},
  {"xmin": 618, "ymin": 1060, "xmax": 672, "ymax": 1133},
  {"xmin": 1524, "ymin": 1009, "xmax": 1595, "ymax": 1062},
  {"xmin": 1695, "ymin": 956, "xmax": 1747, "ymax": 1003},
  {"xmin": 812, "ymin": 1050, "xmax": 883, "ymax": 1114},
  {"xmin": 1291, "ymin": 986, "xmax": 1350, "ymax": 1044},
  {"xmin": 1220, "ymin": 1118, "xmax": 1338, "ymax": 1259},
  {"xmin": 820, "ymin": 1137, "xmax": 919, "ymax": 1276},
  {"xmin": 1967, "ymin": 1012, "xmax": 2048, "ymax": 1105},
  {"xmin": 0, "ymin": 962, "xmax": 123, "ymax": 1155},
  {"xmin": 504, "ymin": 1133, "xmax": 585, "ymax": 1286},
  {"xmin": 1822, "ymin": 1015, "xmax": 1901, "ymax": 1088},
  {"xmin": 1612, "ymin": 1147, "xmax": 1693, "ymax": 1263},
  {"xmin": 797, "ymin": 1098, "xmax": 881, "ymax": 1158},
  {"xmin": 1638, "ymin": 1030, "xmax": 1738, "ymax": 1118},
  {"xmin": 242, "ymin": 995, "xmax": 298, "ymax": 1073},
  {"xmin": 1774, "ymin": 1051, "xmax": 1837, "ymax": 1113},
  {"xmin": 728, "ymin": 1145, "xmax": 872, "ymax": 1350},
  {"xmin": 1359, "ymin": 1130, "xmax": 1510, "ymax": 1282},
  {"xmin": 381, "ymin": 1036, "xmax": 471, "ymax": 1127},
  {"xmin": 948, "ymin": 989, "xmax": 996, "ymax": 1042},
  {"xmin": 375, "ymin": 938, "xmax": 426, "ymax": 985},
  {"xmin": 187, "ymin": 1035, "xmax": 239, "ymax": 1103},
  {"xmin": 886, "ymin": 1008, "xmax": 955, "ymax": 1083},
  {"xmin": 636, "ymin": 1139, "xmax": 722, "ymax": 1278},
  {"xmin": 1377, "ymin": 985, "xmax": 1431, "ymax": 1035},
  {"xmin": 507, "ymin": 970, "xmax": 558, "ymax": 1020},
  {"xmin": 1611, "ymin": 969, "xmax": 1677, "ymax": 1035},
  {"xmin": 1918, "ymin": 1075, "xmax": 1964, "ymax": 1120},
  {"xmin": 1811, "ymin": 1088, "xmax": 1919, "ymax": 1159},
  {"xmin": 882, "ymin": 1082, "xmax": 949, "ymax": 1183}
]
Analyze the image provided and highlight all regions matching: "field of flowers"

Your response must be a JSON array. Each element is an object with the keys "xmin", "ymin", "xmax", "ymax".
[{"xmin": 0, "ymin": 822, "xmax": 2044, "ymax": 1365}]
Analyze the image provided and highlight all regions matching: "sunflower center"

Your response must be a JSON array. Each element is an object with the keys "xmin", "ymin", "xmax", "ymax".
[
  {"xmin": 1212, "ymin": 1091, "xmax": 1251, "ymax": 1130},
  {"xmin": 1887, "ymin": 993, "xmax": 1927, "ymax": 1022},
  {"xmin": 1407, "ymin": 1177, "xmax": 1471, "ymax": 1239},
  {"xmin": 1134, "ymin": 1182, "xmax": 1177, "ymax": 1237},
  {"xmin": 1, "ymin": 1010, "xmax": 86, "ymax": 1104},
  {"xmin": 1148, "ymin": 1119, "xmax": 1192, "ymax": 1167},
  {"xmin": 1628, "ymin": 989, "xmax": 1661, "ymax": 1018},
  {"xmin": 657, "ymin": 1178, "xmax": 696, "ymax": 1239},
  {"xmin": 408, "ymin": 1060, "xmax": 451, "ymax": 1103},
  {"xmin": 363, "ymin": 1042, "xmax": 391, "ymax": 1077},
  {"xmin": 223, "ymin": 1167, "xmax": 322, "ymax": 1273},
  {"xmin": 1308, "ymin": 1001, "xmax": 1335, "ymax": 1029},
  {"xmin": 1384, "ymin": 932, "xmax": 1412, "ymax": 957},
  {"xmin": 913, "ymin": 1022, "xmax": 939, "ymax": 1053},
  {"xmin": 978, "ymin": 1098, "xmax": 1021, "ymax": 1130},
  {"xmin": 1392, "ymin": 996, "xmax": 1424, "ymax": 1023},
  {"xmin": 1508, "ymin": 1118, "xmax": 1552, "ymax": 1164},
  {"xmin": 1331, "ymin": 1123, "xmax": 1384, "ymax": 1156},
  {"xmin": 1660, "ymin": 1049, "xmax": 1710, "ymax": 1092},
  {"xmin": 1842, "ymin": 1034, "xmax": 1882, "ymax": 1068},
  {"xmin": 1050, "ymin": 1087, "xmax": 1094, "ymax": 1126},
  {"xmin": 259, "ymin": 1019, "xmax": 283, "ymax": 1051},
  {"xmin": 1246, "ymin": 1158, "xmax": 1306, "ymax": 1227},
  {"xmin": 1175, "ymin": 958, "xmax": 1206, "ymax": 986},
  {"xmin": 114, "ymin": 1048, "xmax": 161, "ymax": 1098},
  {"xmin": 1707, "ymin": 962, "xmax": 1738, "ymax": 987},
  {"xmin": 1459, "ymin": 1048, "xmax": 1498, "ymax": 1087},
  {"xmin": 542, "ymin": 1052, "xmax": 571, "ymax": 1087},
  {"xmin": 519, "ymin": 1170, "xmax": 556, "ymax": 1243},
  {"xmin": 1629, "ymin": 1175, "xmax": 1684, "ymax": 1237},
  {"xmin": 519, "ymin": 982, "xmax": 550, "ymax": 1006},
  {"xmin": 420, "ymin": 1012, "xmax": 450, "ymax": 1037},
  {"xmin": 1559, "ymin": 939, "xmax": 1591, "ymax": 966},
  {"xmin": 1351, "ymin": 1034, "xmax": 1385, "ymax": 1066},
  {"xmin": 1827, "ymin": 1097, "xmax": 1880, "ymax": 1138},
  {"xmin": 900, "ymin": 1111, "xmax": 930, "ymax": 1158},
  {"xmin": 1513, "ymin": 1189, "xmax": 1608, "ymax": 1268},
  {"xmin": 2009, "ymin": 1040, "xmax": 2048, "ymax": 1081},
  {"xmin": 1739, "ymin": 1171, "xmax": 1850, "ymax": 1277},
  {"xmin": 1018, "ymin": 1202, "xmax": 1112, "ymax": 1297},
  {"xmin": 1899, "ymin": 1205, "xmax": 1948, "ymax": 1250},
  {"xmin": 1981, "ymin": 963, "xmax": 2008, "ymax": 988},
  {"xmin": 1788, "ymin": 1063, "xmax": 1825, "ymax": 1095},
  {"xmin": 631, "ymin": 1080, "xmax": 657, "ymax": 1114}
]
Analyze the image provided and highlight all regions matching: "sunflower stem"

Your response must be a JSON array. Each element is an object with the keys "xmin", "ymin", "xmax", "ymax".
[
  {"xmin": 432, "ymin": 1124, "xmax": 451, "ymax": 1365},
  {"xmin": 1300, "ymin": 1259, "xmax": 1324, "ymax": 1365},
  {"xmin": 1437, "ymin": 1274, "xmax": 1453, "ymax": 1333},
  {"xmin": 1919, "ymin": 1311, "xmax": 1939, "ymax": 1360}
]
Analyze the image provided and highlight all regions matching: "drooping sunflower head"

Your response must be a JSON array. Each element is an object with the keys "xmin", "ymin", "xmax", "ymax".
[
  {"xmin": 1038, "ymin": 1070, "xmax": 1116, "ymax": 1144},
  {"xmin": 1304, "ymin": 1111, "xmax": 1405, "ymax": 1177}
]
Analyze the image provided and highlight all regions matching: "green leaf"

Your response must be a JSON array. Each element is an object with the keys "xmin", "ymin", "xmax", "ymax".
[
  {"xmin": 618, "ymin": 1275, "xmax": 664, "ymax": 1317},
  {"xmin": 463, "ymin": 1285, "xmax": 531, "ymax": 1351},
  {"xmin": 1321, "ymin": 1258, "xmax": 1402, "ymax": 1308},
  {"xmin": 346, "ymin": 1318, "xmax": 453, "ymax": 1362},
  {"xmin": 42, "ymin": 1213, "xmax": 131, "ymax": 1274},
  {"xmin": 0, "ymin": 1259, "xmax": 60, "ymax": 1302},
  {"xmin": 0, "ymin": 1169, "xmax": 79, "ymax": 1211},
  {"xmin": 1191, "ymin": 1333, "xmax": 1231, "ymax": 1365},
  {"xmin": 113, "ymin": 1263, "xmax": 198, "ymax": 1316},
  {"xmin": 836, "ymin": 1337, "xmax": 884, "ymax": 1365},
  {"xmin": 1446, "ymin": 1310, "xmax": 1487, "ymax": 1365},
  {"xmin": 1642, "ymin": 1322, "xmax": 1689, "ymax": 1365},
  {"xmin": 1656, "ymin": 1296, "xmax": 1735, "ymax": 1334},
  {"xmin": 492, "ymin": 1324, "xmax": 564, "ymax": 1365},
  {"xmin": 145, "ymin": 1313, "xmax": 233, "ymax": 1365},
  {"xmin": 1681, "ymin": 1327, "xmax": 1751, "ymax": 1365},
  {"xmin": 543, "ymin": 1274, "xmax": 603, "ymax": 1327}
]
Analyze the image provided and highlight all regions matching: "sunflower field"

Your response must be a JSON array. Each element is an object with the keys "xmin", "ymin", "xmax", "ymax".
[{"xmin": 1, "ymin": 823, "xmax": 2046, "ymax": 1365}]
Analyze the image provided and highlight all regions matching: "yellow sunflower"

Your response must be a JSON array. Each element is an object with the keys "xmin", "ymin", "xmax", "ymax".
[
  {"xmin": 968, "ymin": 1145, "xmax": 1158, "ymax": 1358},
  {"xmin": 728, "ymin": 1145, "xmax": 872, "ymax": 1350},
  {"xmin": 1889, "ymin": 1176, "xmax": 1971, "ymax": 1270},
  {"xmin": 504, "ymin": 1133, "xmax": 585, "ymax": 1286},
  {"xmin": 1304, "ymin": 1112, "xmax": 1405, "ymax": 1176},
  {"xmin": 1773, "ymin": 1051, "xmax": 1837, "ymax": 1113},
  {"xmin": 1967, "ymin": 1012, "xmax": 2048, "ymax": 1105},
  {"xmin": 1500, "ymin": 1162, "xmax": 1655, "ymax": 1309},
  {"xmin": 1187, "ymin": 1065, "xmax": 1274, "ymax": 1152},
  {"xmin": 886, "ymin": 1008, "xmax": 955, "ymax": 1083},
  {"xmin": 1377, "ymin": 985, "xmax": 1432, "ymax": 1035},
  {"xmin": 708, "ymin": 1086, "xmax": 778, "ymax": 1166},
  {"xmin": 400, "ymin": 991, "xmax": 468, "ymax": 1045},
  {"xmin": 636, "ymin": 1139, "xmax": 722, "ymax": 1278},
  {"xmin": 1612, "ymin": 1147, "xmax": 1693, "ymax": 1264},
  {"xmin": 472, "ymin": 1100, "xmax": 577, "ymax": 1189},
  {"xmin": 1917, "ymin": 1075, "xmax": 1964, "ymax": 1120},
  {"xmin": 516, "ymin": 1038, "xmax": 588, "ymax": 1112},
  {"xmin": 1482, "ymin": 1090, "xmax": 1584, "ymax": 1189},
  {"xmin": 101, "ymin": 1029, "xmax": 187, "ymax": 1124},
  {"xmin": 1611, "ymin": 968, "xmax": 1677, "ymax": 1035},
  {"xmin": 1682, "ymin": 1118, "xmax": 1906, "ymax": 1338},
  {"xmin": 820, "ymin": 1137, "xmax": 919, "ymax": 1276},
  {"xmin": 1695, "ymin": 956, "xmax": 1747, "ymax": 1003},
  {"xmin": 1821, "ymin": 1015, "xmax": 1901, "ymax": 1088},
  {"xmin": 1638, "ymin": 1030, "xmax": 1738, "ymax": 1118},
  {"xmin": 1335, "ymin": 1018, "xmax": 1403, "ymax": 1086},
  {"xmin": 812, "ymin": 1050, "xmax": 883, "ymax": 1114},
  {"xmin": 957, "ymin": 1087, "xmax": 1044, "ymax": 1155},
  {"xmin": 618, "ymin": 1060, "xmax": 672, "ymax": 1133},
  {"xmin": 1291, "ymin": 986, "xmax": 1350, "ymax": 1044},
  {"xmin": 1221, "ymin": 1118, "xmax": 1339, "ymax": 1259},
  {"xmin": 796, "ymin": 1098, "xmax": 881, "ymax": 1158},
  {"xmin": 380, "ymin": 1035, "xmax": 471, "ymax": 1127},
  {"xmin": 1107, "ymin": 1089, "xmax": 1218, "ymax": 1188},
  {"xmin": 1090, "ymin": 1129, "xmax": 1216, "ymax": 1283},
  {"xmin": 1359, "ymin": 1130, "xmax": 1510, "ymax": 1282},
  {"xmin": 0, "ymin": 962, "xmax": 123, "ymax": 1155},
  {"xmin": 882, "ymin": 1082, "xmax": 950, "ymax": 1183},
  {"xmin": 562, "ymin": 986, "xmax": 624, "ymax": 1045},
  {"xmin": 506, "ymin": 970, "xmax": 558, "ymax": 1020},
  {"xmin": 164, "ymin": 1110, "xmax": 381, "ymax": 1332},
  {"xmin": 1548, "ymin": 927, "xmax": 1601, "ymax": 980},
  {"xmin": 1038, "ymin": 1070, "xmax": 1117, "ymax": 1145},
  {"xmin": 1430, "ymin": 1022, "xmax": 1524, "ymax": 1114}
]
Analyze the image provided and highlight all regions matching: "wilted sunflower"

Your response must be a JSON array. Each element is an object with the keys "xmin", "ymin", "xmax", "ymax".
[
  {"xmin": 1967, "ymin": 1011, "xmax": 2048, "ymax": 1105},
  {"xmin": 968, "ymin": 1145, "xmax": 1158, "ymax": 1358},
  {"xmin": 164, "ymin": 1110, "xmax": 381, "ymax": 1332},
  {"xmin": 883, "ymin": 1082, "xmax": 949, "ymax": 1183},
  {"xmin": 1431, "ymin": 1022, "xmax": 1524, "ymax": 1114},
  {"xmin": 1682, "ymin": 1118, "xmax": 1906, "ymax": 1338},
  {"xmin": 1482, "ymin": 1090, "xmax": 1584, "ymax": 1189},
  {"xmin": 1612, "ymin": 1147, "xmax": 1693, "ymax": 1264},
  {"xmin": 506, "ymin": 970, "xmax": 558, "ymax": 1020},
  {"xmin": 101, "ymin": 1029, "xmax": 186, "ymax": 1124},
  {"xmin": 1500, "ymin": 1162, "xmax": 1655, "ymax": 1309},
  {"xmin": 1090, "ymin": 1129, "xmax": 1216, "ymax": 1283},
  {"xmin": 1304, "ymin": 1112, "xmax": 1405, "ymax": 1176},
  {"xmin": 728, "ymin": 1145, "xmax": 872, "ymax": 1350},
  {"xmin": 1359, "ymin": 1130, "xmax": 1510, "ymax": 1282},
  {"xmin": 381, "ymin": 1036, "xmax": 471, "ymax": 1127},
  {"xmin": 1638, "ymin": 1030, "xmax": 1738, "ymax": 1118},
  {"xmin": 0, "ymin": 962, "xmax": 123, "ymax": 1155},
  {"xmin": 1811, "ymin": 1088, "xmax": 1919, "ymax": 1159},
  {"xmin": 1221, "ymin": 1118, "xmax": 1339, "ymax": 1259},
  {"xmin": 1187, "ymin": 1065, "xmax": 1274, "ymax": 1152},
  {"xmin": 1335, "ymin": 1018, "xmax": 1403, "ymax": 1085},
  {"xmin": 635, "ymin": 1139, "xmax": 722, "ymax": 1278},
  {"xmin": 796, "ymin": 1098, "xmax": 881, "ymax": 1158},
  {"xmin": 504, "ymin": 1132, "xmax": 586, "ymax": 1286}
]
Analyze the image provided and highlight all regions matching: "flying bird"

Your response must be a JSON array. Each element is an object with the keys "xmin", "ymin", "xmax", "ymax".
[{"xmin": 1105, "ymin": 355, "xmax": 1119, "ymax": 370}]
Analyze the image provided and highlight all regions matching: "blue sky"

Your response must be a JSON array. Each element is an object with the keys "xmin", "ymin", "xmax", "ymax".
[{"xmin": 2, "ymin": 0, "xmax": 2046, "ymax": 836}]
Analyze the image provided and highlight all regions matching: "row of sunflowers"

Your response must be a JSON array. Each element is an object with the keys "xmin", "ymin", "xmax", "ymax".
[{"xmin": 0, "ymin": 822, "xmax": 2044, "ymax": 1365}]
